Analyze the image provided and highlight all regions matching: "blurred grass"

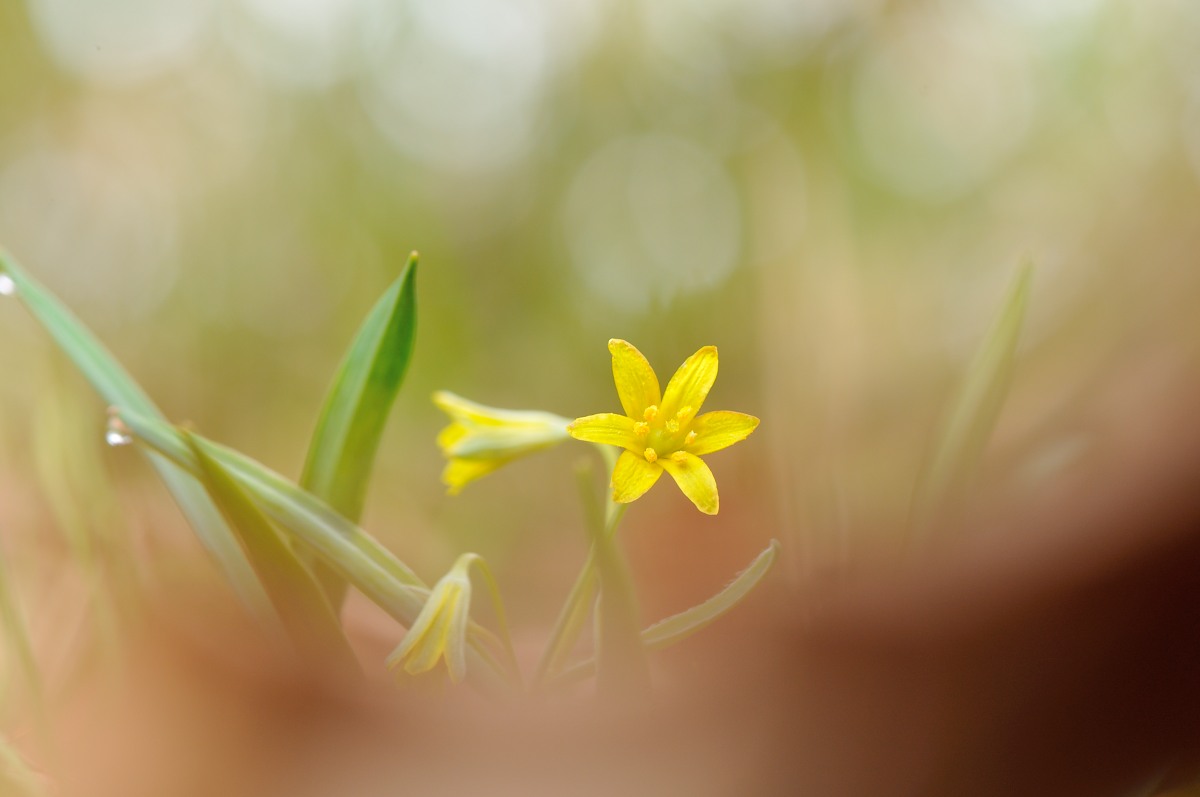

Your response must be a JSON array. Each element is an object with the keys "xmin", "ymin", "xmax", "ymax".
[
  {"xmin": 0, "ymin": 250, "xmax": 278, "ymax": 629},
  {"xmin": 909, "ymin": 259, "xmax": 1033, "ymax": 539}
]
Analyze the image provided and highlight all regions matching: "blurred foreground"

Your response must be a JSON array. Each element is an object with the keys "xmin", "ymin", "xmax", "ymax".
[{"xmin": 42, "ymin": 374, "xmax": 1200, "ymax": 797}]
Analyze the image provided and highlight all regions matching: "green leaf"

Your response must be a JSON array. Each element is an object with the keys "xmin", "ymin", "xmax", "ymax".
[
  {"xmin": 113, "ymin": 408, "xmax": 512, "ymax": 693},
  {"xmin": 184, "ymin": 431, "xmax": 358, "ymax": 672},
  {"xmin": 301, "ymin": 256, "xmax": 417, "ymax": 597},
  {"xmin": 552, "ymin": 540, "xmax": 780, "ymax": 685},
  {"xmin": 640, "ymin": 539, "xmax": 779, "ymax": 649},
  {"xmin": 0, "ymin": 250, "xmax": 277, "ymax": 629},
  {"xmin": 910, "ymin": 258, "xmax": 1033, "ymax": 538}
]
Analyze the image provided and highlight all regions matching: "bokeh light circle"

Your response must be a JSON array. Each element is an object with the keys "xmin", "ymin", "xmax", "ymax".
[{"xmin": 563, "ymin": 134, "xmax": 742, "ymax": 312}]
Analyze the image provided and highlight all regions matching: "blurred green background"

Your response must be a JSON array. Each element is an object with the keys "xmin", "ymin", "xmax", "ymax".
[{"xmin": 0, "ymin": 0, "xmax": 1198, "ymax": 634}]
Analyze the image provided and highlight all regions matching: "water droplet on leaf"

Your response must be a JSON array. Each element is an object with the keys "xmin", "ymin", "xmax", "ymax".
[
  {"xmin": 105, "ymin": 413, "xmax": 133, "ymax": 447},
  {"xmin": 105, "ymin": 428, "xmax": 132, "ymax": 447}
]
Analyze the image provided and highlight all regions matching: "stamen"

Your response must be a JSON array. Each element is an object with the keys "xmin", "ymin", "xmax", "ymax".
[
  {"xmin": 634, "ymin": 421, "xmax": 650, "ymax": 437},
  {"xmin": 671, "ymin": 451, "xmax": 688, "ymax": 463},
  {"xmin": 643, "ymin": 447, "xmax": 658, "ymax": 463},
  {"xmin": 676, "ymin": 406, "xmax": 694, "ymax": 422},
  {"xmin": 643, "ymin": 405, "xmax": 658, "ymax": 422},
  {"xmin": 665, "ymin": 419, "xmax": 679, "ymax": 434},
  {"xmin": 685, "ymin": 430, "xmax": 697, "ymax": 445}
]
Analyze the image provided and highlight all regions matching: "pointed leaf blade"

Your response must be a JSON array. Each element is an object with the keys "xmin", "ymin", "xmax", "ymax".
[
  {"xmin": 301, "ymin": 253, "xmax": 417, "ymax": 522},
  {"xmin": 640, "ymin": 539, "xmax": 780, "ymax": 649},
  {"xmin": 301, "ymin": 254, "xmax": 417, "ymax": 607}
]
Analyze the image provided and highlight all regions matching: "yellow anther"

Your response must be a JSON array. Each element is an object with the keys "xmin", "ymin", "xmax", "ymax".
[
  {"xmin": 671, "ymin": 451, "xmax": 688, "ymax": 463},
  {"xmin": 643, "ymin": 447, "xmax": 658, "ymax": 463},
  {"xmin": 643, "ymin": 405, "xmax": 658, "ymax": 422},
  {"xmin": 676, "ymin": 406, "xmax": 694, "ymax": 422},
  {"xmin": 666, "ymin": 419, "xmax": 679, "ymax": 433},
  {"xmin": 685, "ymin": 430, "xmax": 697, "ymax": 445},
  {"xmin": 634, "ymin": 421, "xmax": 650, "ymax": 437}
]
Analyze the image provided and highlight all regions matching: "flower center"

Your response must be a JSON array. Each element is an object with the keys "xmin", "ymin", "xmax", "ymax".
[{"xmin": 638, "ymin": 404, "xmax": 695, "ymax": 459}]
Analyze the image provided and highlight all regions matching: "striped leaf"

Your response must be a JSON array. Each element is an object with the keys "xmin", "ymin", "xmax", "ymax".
[
  {"xmin": 115, "ymin": 408, "xmax": 514, "ymax": 692},
  {"xmin": 185, "ymin": 431, "xmax": 358, "ymax": 672}
]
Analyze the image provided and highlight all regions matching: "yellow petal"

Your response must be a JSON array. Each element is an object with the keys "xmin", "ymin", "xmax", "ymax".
[
  {"xmin": 433, "ymin": 391, "xmax": 508, "ymax": 426},
  {"xmin": 660, "ymin": 346, "xmax": 718, "ymax": 421},
  {"xmin": 609, "ymin": 339, "xmax": 662, "ymax": 419},
  {"xmin": 444, "ymin": 424, "xmax": 566, "ymax": 458},
  {"xmin": 444, "ymin": 586, "xmax": 472, "ymax": 683},
  {"xmin": 436, "ymin": 421, "xmax": 468, "ymax": 451},
  {"xmin": 611, "ymin": 450, "xmax": 663, "ymax": 503},
  {"xmin": 434, "ymin": 391, "xmax": 569, "ymax": 429},
  {"xmin": 659, "ymin": 451, "xmax": 719, "ymax": 514},
  {"xmin": 392, "ymin": 580, "xmax": 460, "ymax": 672},
  {"xmin": 401, "ymin": 606, "xmax": 453, "ymax": 675},
  {"xmin": 567, "ymin": 413, "xmax": 638, "ymax": 449},
  {"xmin": 686, "ymin": 411, "xmax": 760, "ymax": 456},
  {"xmin": 442, "ymin": 457, "xmax": 509, "ymax": 495}
]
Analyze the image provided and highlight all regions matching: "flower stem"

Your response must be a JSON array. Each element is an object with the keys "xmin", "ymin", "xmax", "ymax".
[
  {"xmin": 463, "ymin": 554, "xmax": 524, "ymax": 691},
  {"xmin": 531, "ymin": 454, "xmax": 618, "ymax": 687},
  {"xmin": 592, "ymin": 502, "xmax": 651, "ymax": 697},
  {"xmin": 533, "ymin": 448, "xmax": 650, "ymax": 695},
  {"xmin": 532, "ymin": 544, "xmax": 599, "ymax": 687}
]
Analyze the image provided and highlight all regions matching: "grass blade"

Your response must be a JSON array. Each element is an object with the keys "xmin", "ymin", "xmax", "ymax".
[
  {"xmin": 552, "ymin": 540, "xmax": 780, "ymax": 685},
  {"xmin": 114, "ymin": 409, "xmax": 512, "ymax": 692},
  {"xmin": 640, "ymin": 539, "xmax": 779, "ymax": 649},
  {"xmin": 0, "ymin": 250, "xmax": 276, "ymax": 627},
  {"xmin": 302, "ymin": 254, "xmax": 417, "ymax": 520},
  {"xmin": 909, "ymin": 258, "xmax": 1034, "ymax": 538},
  {"xmin": 300, "ymin": 254, "xmax": 417, "ymax": 605},
  {"xmin": 184, "ymin": 431, "xmax": 358, "ymax": 672}
]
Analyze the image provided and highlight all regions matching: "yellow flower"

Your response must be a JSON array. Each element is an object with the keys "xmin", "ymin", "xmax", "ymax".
[
  {"xmin": 387, "ymin": 554, "xmax": 475, "ymax": 683},
  {"xmin": 434, "ymin": 390, "xmax": 571, "ymax": 494},
  {"xmin": 567, "ymin": 339, "xmax": 759, "ymax": 515}
]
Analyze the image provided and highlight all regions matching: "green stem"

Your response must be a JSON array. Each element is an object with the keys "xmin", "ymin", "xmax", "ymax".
[
  {"xmin": 592, "ymin": 501, "xmax": 650, "ymax": 696},
  {"xmin": 534, "ymin": 445, "xmax": 650, "ymax": 695},
  {"xmin": 463, "ymin": 554, "xmax": 524, "ymax": 692},
  {"xmin": 533, "ymin": 544, "xmax": 599, "ymax": 687},
  {"xmin": 531, "ymin": 452, "xmax": 618, "ymax": 688}
]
